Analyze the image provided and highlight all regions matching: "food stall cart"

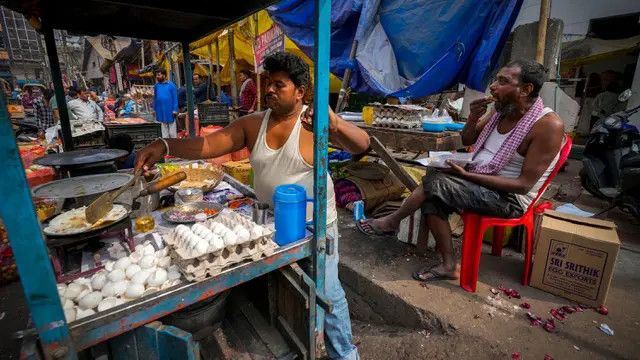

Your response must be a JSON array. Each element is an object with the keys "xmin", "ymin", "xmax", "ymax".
[{"xmin": 0, "ymin": 1, "xmax": 333, "ymax": 359}]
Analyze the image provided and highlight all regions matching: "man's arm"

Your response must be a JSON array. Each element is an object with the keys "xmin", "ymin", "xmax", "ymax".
[
  {"xmin": 135, "ymin": 115, "xmax": 254, "ymax": 171},
  {"xmin": 450, "ymin": 114, "xmax": 565, "ymax": 195},
  {"xmin": 328, "ymin": 109, "xmax": 370, "ymax": 154}
]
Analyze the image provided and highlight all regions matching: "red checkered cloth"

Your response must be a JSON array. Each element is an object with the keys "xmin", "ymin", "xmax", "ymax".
[
  {"xmin": 239, "ymin": 79, "xmax": 257, "ymax": 113},
  {"xmin": 469, "ymin": 97, "xmax": 544, "ymax": 175}
]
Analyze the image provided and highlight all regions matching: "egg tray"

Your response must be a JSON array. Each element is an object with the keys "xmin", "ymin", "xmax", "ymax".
[
  {"xmin": 165, "ymin": 211, "xmax": 278, "ymax": 281},
  {"xmin": 168, "ymin": 237, "xmax": 278, "ymax": 281}
]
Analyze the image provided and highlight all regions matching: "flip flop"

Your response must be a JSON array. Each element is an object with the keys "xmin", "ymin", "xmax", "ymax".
[
  {"xmin": 356, "ymin": 219, "xmax": 397, "ymax": 236},
  {"xmin": 412, "ymin": 266, "xmax": 458, "ymax": 282}
]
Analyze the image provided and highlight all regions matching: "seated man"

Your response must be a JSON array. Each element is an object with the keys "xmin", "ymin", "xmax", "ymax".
[{"xmin": 360, "ymin": 59, "xmax": 565, "ymax": 282}]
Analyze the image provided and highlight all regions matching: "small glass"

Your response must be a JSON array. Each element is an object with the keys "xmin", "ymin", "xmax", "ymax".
[{"xmin": 135, "ymin": 214, "xmax": 155, "ymax": 233}]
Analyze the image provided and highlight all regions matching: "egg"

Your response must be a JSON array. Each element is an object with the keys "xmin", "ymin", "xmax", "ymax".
[
  {"xmin": 147, "ymin": 268, "xmax": 168, "ymax": 287},
  {"xmin": 233, "ymin": 225, "xmax": 250, "ymax": 244},
  {"xmin": 90, "ymin": 271, "xmax": 108, "ymax": 290},
  {"xmin": 143, "ymin": 287, "xmax": 160, "ymax": 296},
  {"xmin": 113, "ymin": 257, "xmax": 131, "ymax": 271},
  {"xmin": 250, "ymin": 225, "xmax": 264, "ymax": 239},
  {"xmin": 222, "ymin": 231, "xmax": 238, "ymax": 246},
  {"xmin": 131, "ymin": 269, "xmax": 151, "ymax": 285},
  {"xmin": 125, "ymin": 264, "xmax": 142, "ymax": 279},
  {"xmin": 104, "ymin": 261, "xmax": 114, "ymax": 272},
  {"xmin": 157, "ymin": 256, "xmax": 171, "ymax": 269},
  {"xmin": 57, "ymin": 284, "xmax": 67, "ymax": 297},
  {"xmin": 155, "ymin": 248, "xmax": 169, "ymax": 258},
  {"xmin": 139, "ymin": 255, "xmax": 156, "ymax": 269},
  {"xmin": 143, "ymin": 244, "xmax": 155, "ymax": 256},
  {"xmin": 210, "ymin": 222, "xmax": 226, "ymax": 235},
  {"xmin": 63, "ymin": 298, "xmax": 75, "ymax": 309},
  {"xmin": 107, "ymin": 269, "xmax": 126, "ymax": 282},
  {"xmin": 112, "ymin": 280, "xmax": 128, "ymax": 297},
  {"xmin": 135, "ymin": 244, "xmax": 145, "ymax": 253},
  {"xmin": 167, "ymin": 269, "xmax": 181, "ymax": 281},
  {"xmin": 210, "ymin": 234, "xmax": 224, "ymax": 252},
  {"xmin": 161, "ymin": 279, "xmax": 182, "ymax": 290},
  {"xmin": 125, "ymin": 283, "xmax": 145, "ymax": 299},
  {"xmin": 72, "ymin": 277, "xmax": 92, "ymax": 290},
  {"xmin": 64, "ymin": 307, "xmax": 76, "ymax": 322},
  {"xmin": 97, "ymin": 297, "xmax": 119, "ymax": 312},
  {"xmin": 195, "ymin": 239, "xmax": 209, "ymax": 256},
  {"xmin": 100, "ymin": 282, "xmax": 116, "ymax": 297},
  {"xmin": 78, "ymin": 291, "xmax": 102, "ymax": 310},
  {"xmin": 129, "ymin": 250, "xmax": 143, "ymax": 263},
  {"xmin": 76, "ymin": 308, "xmax": 95, "ymax": 320}
]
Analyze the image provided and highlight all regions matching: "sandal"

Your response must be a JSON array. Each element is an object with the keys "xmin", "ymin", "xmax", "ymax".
[
  {"xmin": 356, "ymin": 219, "xmax": 397, "ymax": 236},
  {"xmin": 412, "ymin": 265, "xmax": 458, "ymax": 282}
]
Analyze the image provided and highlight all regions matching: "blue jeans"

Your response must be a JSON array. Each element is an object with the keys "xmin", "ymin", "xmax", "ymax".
[{"xmin": 320, "ymin": 222, "xmax": 359, "ymax": 360}]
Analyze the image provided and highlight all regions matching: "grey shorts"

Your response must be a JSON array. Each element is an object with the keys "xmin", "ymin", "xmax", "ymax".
[{"xmin": 421, "ymin": 171, "xmax": 525, "ymax": 220}]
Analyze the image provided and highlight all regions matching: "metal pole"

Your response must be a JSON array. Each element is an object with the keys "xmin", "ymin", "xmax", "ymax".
[
  {"xmin": 0, "ymin": 69, "xmax": 76, "ymax": 360},
  {"xmin": 140, "ymin": 39, "xmax": 145, "ymax": 68},
  {"xmin": 215, "ymin": 38, "xmax": 222, "ymax": 97},
  {"xmin": 182, "ymin": 41, "xmax": 195, "ymax": 137},
  {"xmin": 535, "ymin": 0, "xmax": 550, "ymax": 64},
  {"xmin": 207, "ymin": 42, "xmax": 214, "ymax": 100},
  {"xmin": 335, "ymin": 40, "xmax": 358, "ymax": 112},
  {"xmin": 253, "ymin": 14, "xmax": 261, "ymax": 111},
  {"xmin": 228, "ymin": 29, "xmax": 238, "ymax": 107},
  {"xmin": 43, "ymin": 26, "xmax": 74, "ymax": 151},
  {"xmin": 312, "ymin": 0, "xmax": 330, "ymax": 320}
]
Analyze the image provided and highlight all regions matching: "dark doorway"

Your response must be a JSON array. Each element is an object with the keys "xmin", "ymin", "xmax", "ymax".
[{"xmin": 588, "ymin": 13, "xmax": 640, "ymax": 40}]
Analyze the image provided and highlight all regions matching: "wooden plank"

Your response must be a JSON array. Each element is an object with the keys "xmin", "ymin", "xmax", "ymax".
[
  {"xmin": 277, "ymin": 316, "xmax": 307, "ymax": 360},
  {"xmin": 239, "ymin": 297, "xmax": 292, "ymax": 358},
  {"xmin": 357, "ymin": 124, "xmax": 463, "ymax": 153},
  {"xmin": 227, "ymin": 310, "xmax": 273, "ymax": 360},
  {"xmin": 370, "ymin": 136, "xmax": 418, "ymax": 191}
]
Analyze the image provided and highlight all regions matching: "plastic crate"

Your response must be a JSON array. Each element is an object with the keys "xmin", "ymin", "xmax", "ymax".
[
  {"xmin": 105, "ymin": 122, "xmax": 162, "ymax": 151},
  {"xmin": 197, "ymin": 101, "xmax": 230, "ymax": 126}
]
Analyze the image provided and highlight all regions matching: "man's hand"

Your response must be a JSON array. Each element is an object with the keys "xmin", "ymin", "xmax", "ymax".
[
  {"xmin": 443, "ymin": 160, "xmax": 468, "ymax": 176},
  {"xmin": 134, "ymin": 140, "xmax": 167, "ymax": 175},
  {"xmin": 468, "ymin": 98, "xmax": 494, "ymax": 123},
  {"xmin": 301, "ymin": 105, "xmax": 338, "ymax": 133}
]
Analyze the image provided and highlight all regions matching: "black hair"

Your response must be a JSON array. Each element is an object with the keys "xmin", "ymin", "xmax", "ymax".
[
  {"xmin": 239, "ymin": 69, "xmax": 252, "ymax": 77},
  {"xmin": 155, "ymin": 68, "xmax": 167, "ymax": 76},
  {"xmin": 68, "ymin": 88, "xmax": 78, "ymax": 97},
  {"xmin": 109, "ymin": 133, "xmax": 134, "ymax": 153},
  {"xmin": 506, "ymin": 59, "xmax": 546, "ymax": 99},
  {"xmin": 263, "ymin": 52, "xmax": 310, "ymax": 88},
  {"xmin": 43, "ymin": 88, "xmax": 54, "ymax": 101},
  {"xmin": 77, "ymin": 87, "xmax": 87, "ymax": 94}
]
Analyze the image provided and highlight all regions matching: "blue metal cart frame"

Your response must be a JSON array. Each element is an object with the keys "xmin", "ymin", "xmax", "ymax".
[{"xmin": 0, "ymin": 0, "xmax": 331, "ymax": 358}]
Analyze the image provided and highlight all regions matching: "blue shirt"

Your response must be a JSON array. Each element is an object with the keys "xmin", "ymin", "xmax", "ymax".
[
  {"xmin": 120, "ymin": 99, "xmax": 136, "ymax": 117},
  {"xmin": 153, "ymin": 81, "xmax": 178, "ymax": 123},
  {"xmin": 217, "ymin": 91, "xmax": 233, "ymax": 107}
]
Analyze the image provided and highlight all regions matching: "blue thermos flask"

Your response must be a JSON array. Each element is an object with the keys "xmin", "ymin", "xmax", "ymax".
[{"xmin": 273, "ymin": 184, "xmax": 313, "ymax": 246}]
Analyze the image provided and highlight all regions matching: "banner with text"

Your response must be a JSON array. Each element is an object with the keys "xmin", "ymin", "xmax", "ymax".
[{"xmin": 254, "ymin": 25, "xmax": 285, "ymax": 73}]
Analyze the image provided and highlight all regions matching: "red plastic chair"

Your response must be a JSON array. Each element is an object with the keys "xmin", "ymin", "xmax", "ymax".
[{"xmin": 459, "ymin": 134, "xmax": 572, "ymax": 292}]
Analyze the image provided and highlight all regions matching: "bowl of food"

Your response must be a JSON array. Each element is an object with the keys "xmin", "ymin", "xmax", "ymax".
[{"xmin": 157, "ymin": 162, "xmax": 224, "ymax": 193}]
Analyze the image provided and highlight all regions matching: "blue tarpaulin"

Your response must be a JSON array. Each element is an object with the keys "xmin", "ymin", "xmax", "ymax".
[{"xmin": 268, "ymin": 0, "xmax": 523, "ymax": 99}]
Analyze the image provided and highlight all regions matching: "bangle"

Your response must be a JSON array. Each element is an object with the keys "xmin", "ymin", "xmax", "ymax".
[{"xmin": 159, "ymin": 138, "xmax": 170, "ymax": 156}]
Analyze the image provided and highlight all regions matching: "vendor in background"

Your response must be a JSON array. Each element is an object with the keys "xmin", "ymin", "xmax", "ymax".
[
  {"xmin": 118, "ymin": 94, "xmax": 137, "ymax": 117},
  {"xmin": 67, "ymin": 87, "xmax": 103, "ymax": 122},
  {"xmin": 34, "ymin": 89, "xmax": 55, "ymax": 131},
  {"xmin": 136, "ymin": 52, "xmax": 368, "ymax": 360},
  {"xmin": 21, "ymin": 85, "xmax": 41, "ymax": 111},
  {"xmin": 238, "ymin": 69, "xmax": 257, "ymax": 115},
  {"xmin": 591, "ymin": 70, "xmax": 625, "ymax": 129},
  {"xmin": 109, "ymin": 133, "xmax": 136, "ymax": 169},
  {"xmin": 153, "ymin": 69, "xmax": 178, "ymax": 138},
  {"xmin": 217, "ymin": 85, "xmax": 233, "ymax": 107},
  {"xmin": 103, "ymin": 93, "xmax": 117, "ymax": 120}
]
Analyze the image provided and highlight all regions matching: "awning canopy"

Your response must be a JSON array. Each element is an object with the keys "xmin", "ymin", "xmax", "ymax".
[
  {"xmin": 0, "ymin": 0, "xmax": 276, "ymax": 42},
  {"xmin": 561, "ymin": 35, "xmax": 640, "ymax": 69}
]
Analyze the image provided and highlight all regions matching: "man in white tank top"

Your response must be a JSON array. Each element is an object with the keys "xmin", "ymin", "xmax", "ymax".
[
  {"xmin": 360, "ymin": 60, "xmax": 565, "ymax": 283},
  {"xmin": 135, "ymin": 52, "xmax": 370, "ymax": 360}
]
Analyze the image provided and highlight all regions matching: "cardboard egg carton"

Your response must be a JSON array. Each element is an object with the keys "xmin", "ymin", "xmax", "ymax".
[{"xmin": 164, "ymin": 211, "xmax": 277, "ymax": 281}]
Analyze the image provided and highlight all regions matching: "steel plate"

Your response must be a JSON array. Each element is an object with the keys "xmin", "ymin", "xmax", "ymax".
[
  {"xmin": 161, "ymin": 202, "xmax": 223, "ymax": 224},
  {"xmin": 32, "ymin": 173, "xmax": 134, "ymax": 199},
  {"xmin": 34, "ymin": 149, "xmax": 128, "ymax": 167},
  {"xmin": 42, "ymin": 204, "xmax": 131, "ymax": 237}
]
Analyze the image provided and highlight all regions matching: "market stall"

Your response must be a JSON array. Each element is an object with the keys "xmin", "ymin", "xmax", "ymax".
[{"xmin": 0, "ymin": 1, "xmax": 333, "ymax": 359}]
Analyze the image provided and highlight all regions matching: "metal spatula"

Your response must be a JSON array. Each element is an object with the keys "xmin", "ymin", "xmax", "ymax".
[
  {"xmin": 85, "ymin": 171, "xmax": 187, "ymax": 224},
  {"xmin": 85, "ymin": 169, "xmax": 141, "ymax": 224}
]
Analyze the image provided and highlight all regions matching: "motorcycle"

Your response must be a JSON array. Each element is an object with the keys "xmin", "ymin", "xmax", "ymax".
[{"xmin": 580, "ymin": 89, "xmax": 640, "ymax": 219}]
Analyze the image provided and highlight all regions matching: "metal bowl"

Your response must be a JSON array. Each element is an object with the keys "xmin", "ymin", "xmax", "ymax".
[{"xmin": 161, "ymin": 202, "xmax": 223, "ymax": 224}]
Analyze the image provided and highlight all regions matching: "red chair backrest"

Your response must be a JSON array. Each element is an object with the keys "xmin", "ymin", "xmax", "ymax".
[{"xmin": 527, "ymin": 133, "xmax": 573, "ymax": 211}]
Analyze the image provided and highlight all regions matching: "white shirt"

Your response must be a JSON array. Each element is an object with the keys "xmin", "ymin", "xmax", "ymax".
[{"xmin": 68, "ymin": 98, "xmax": 103, "ymax": 122}]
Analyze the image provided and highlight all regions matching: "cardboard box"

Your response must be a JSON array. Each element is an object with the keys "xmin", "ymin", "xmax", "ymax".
[
  {"xmin": 530, "ymin": 210, "xmax": 620, "ymax": 307},
  {"xmin": 222, "ymin": 159, "xmax": 252, "ymax": 185}
]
